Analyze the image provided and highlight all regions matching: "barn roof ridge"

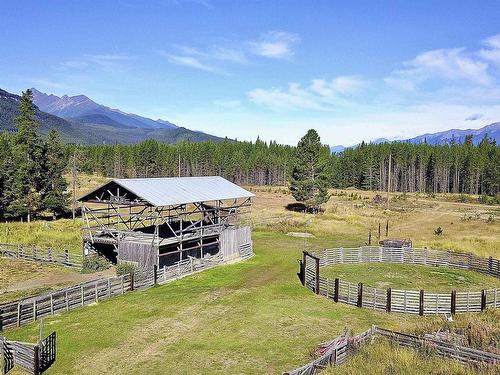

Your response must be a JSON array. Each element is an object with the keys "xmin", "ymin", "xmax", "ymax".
[{"xmin": 79, "ymin": 175, "xmax": 254, "ymax": 206}]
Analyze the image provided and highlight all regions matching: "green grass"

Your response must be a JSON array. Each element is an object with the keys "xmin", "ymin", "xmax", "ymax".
[
  {"xmin": 321, "ymin": 263, "xmax": 500, "ymax": 292},
  {"xmin": 0, "ymin": 220, "xmax": 82, "ymax": 254}
]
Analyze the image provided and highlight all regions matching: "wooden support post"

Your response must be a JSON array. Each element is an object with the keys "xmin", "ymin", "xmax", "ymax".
[
  {"xmin": 17, "ymin": 304, "xmax": 21, "ymax": 326},
  {"xmin": 378, "ymin": 223, "xmax": 381, "ymax": 239},
  {"xmin": 386, "ymin": 288, "xmax": 392, "ymax": 312},
  {"xmin": 451, "ymin": 290, "xmax": 456, "ymax": 315},
  {"xmin": 33, "ymin": 300, "xmax": 37, "ymax": 322},
  {"xmin": 153, "ymin": 265, "xmax": 158, "ymax": 285},
  {"xmin": 95, "ymin": 282, "xmax": 98, "ymax": 302},
  {"xmin": 489, "ymin": 256, "xmax": 493, "ymax": 275},
  {"xmin": 130, "ymin": 272, "xmax": 135, "ymax": 291},
  {"xmin": 64, "ymin": 250, "xmax": 69, "ymax": 265},
  {"xmin": 419, "ymin": 289, "xmax": 424, "ymax": 316},
  {"xmin": 81, "ymin": 285, "xmax": 84, "ymax": 306},
  {"xmin": 385, "ymin": 220, "xmax": 389, "ymax": 237},
  {"xmin": 315, "ymin": 256, "xmax": 320, "ymax": 295},
  {"xmin": 368, "ymin": 230, "xmax": 371, "ymax": 245},
  {"xmin": 65, "ymin": 291, "xmax": 69, "ymax": 311},
  {"xmin": 33, "ymin": 345, "xmax": 40, "ymax": 375},
  {"xmin": 334, "ymin": 278, "xmax": 339, "ymax": 302},
  {"xmin": 357, "ymin": 283, "xmax": 363, "ymax": 308},
  {"xmin": 481, "ymin": 289, "xmax": 487, "ymax": 311},
  {"xmin": 107, "ymin": 279, "xmax": 111, "ymax": 297}
]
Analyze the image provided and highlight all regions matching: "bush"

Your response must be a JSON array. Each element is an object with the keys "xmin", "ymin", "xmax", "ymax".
[
  {"xmin": 116, "ymin": 262, "xmax": 137, "ymax": 276},
  {"xmin": 434, "ymin": 226, "xmax": 443, "ymax": 236},
  {"xmin": 82, "ymin": 255, "xmax": 111, "ymax": 273}
]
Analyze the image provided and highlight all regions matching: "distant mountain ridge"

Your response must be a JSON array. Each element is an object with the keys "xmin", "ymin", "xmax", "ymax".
[
  {"xmin": 0, "ymin": 88, "xmax": 224, "ymax": 144},
  {"xmin": 331, "ymin": 123, "xmax": 500, "ymax": 153},
  {"xmin": 31, "ymin": 88, "xmax": 177, "ymax": 129}
]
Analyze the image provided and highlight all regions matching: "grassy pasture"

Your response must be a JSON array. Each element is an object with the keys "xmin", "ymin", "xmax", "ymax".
[{"xmin": 1, "ymin": 185, "xmax": 499, "ymax": 374}]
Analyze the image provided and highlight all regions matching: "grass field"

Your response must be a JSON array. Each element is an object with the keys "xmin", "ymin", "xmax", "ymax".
[{"xmin": 1, "ymin": 185, "xmax": 499, "ymax": 374}]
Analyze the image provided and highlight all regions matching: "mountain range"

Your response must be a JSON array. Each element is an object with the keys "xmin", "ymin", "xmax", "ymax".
[
  {"xmin": 0, "ymin": 88, "xmax": 222, "ymax": 144},
  {"xmin": 330, "ymin": 122, "xmax": 500, "ymax": 153}
]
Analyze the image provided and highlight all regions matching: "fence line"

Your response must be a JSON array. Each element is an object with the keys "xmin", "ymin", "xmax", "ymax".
[
  {"xmin": 0, "ymin": 243, "xmax": 83, "ymax": 268},
  {"xmin": 301, "ymin": 247, "xmax": 500, "ymax": 315},
  {"xmin": 1, "ymin": 331, "xmax": 56, "ymax": 375},
  {"xmin": 283, "ymin": 326, "xmax": 500, "ymax": 375},
  {"xmin": 1, "ymin": 244, "xmax": 253, "ymax": 331}
]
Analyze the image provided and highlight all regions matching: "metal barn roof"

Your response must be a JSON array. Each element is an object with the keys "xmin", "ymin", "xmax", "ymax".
[{"xmin": 79, "ymin": 176, "xmax": 254, "ymax": 206}]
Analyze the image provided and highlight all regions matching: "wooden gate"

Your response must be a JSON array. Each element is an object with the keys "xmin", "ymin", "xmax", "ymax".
[{"xmin": 39, "ymin": 332, "xmax": 56, "ymax": 373}]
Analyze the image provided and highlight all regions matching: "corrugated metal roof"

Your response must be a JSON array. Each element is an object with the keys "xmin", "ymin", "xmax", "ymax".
[{"xmin": 82, "ymin": 176, "xmax": 254, "ymax": 206}]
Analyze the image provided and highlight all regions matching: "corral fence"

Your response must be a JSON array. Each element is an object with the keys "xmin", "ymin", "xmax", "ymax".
[
  {"xmin": 0, "ymin": 252, "xmax": 239, "ymax": 331},
  {"xmin": 1, "ymin": 331, "xmax": 56, "ymax": 375},
  {"xmin": 300, "ymin": 247, "xmax": 500, "ymax": 315},
  {"xmin": 283, "ymin": 326, "xmax": 500, "ymax": 375},
  {"xmin": 0, "ymin": 243, "xmax": 83, "ymax": 268}
]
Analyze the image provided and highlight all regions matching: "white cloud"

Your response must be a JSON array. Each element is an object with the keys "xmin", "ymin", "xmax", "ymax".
[
  {"xmin": 249, "ymin": 83, "xmax": 326, "ymax": 111},
  {"xmin": 465, "ymin": 113, "xmax": 484, "ymax": 121},
  {"xmin": 387, "ymin": 47, "xmax": 492, "ymax": 89},
  {"xmin": 479, "ymin": 33, "xmax": 500, "ymax": 64},
  {"xmin": 311, "ymin": 76, "xmax": 367, "ymax": 97},
  {"xmin": 249, "ymin": 31, "xmax": 300, "ymax": 59},
  {"xmin": 157, "ymin": 50, "xmax": 220, "ymax": 73}
]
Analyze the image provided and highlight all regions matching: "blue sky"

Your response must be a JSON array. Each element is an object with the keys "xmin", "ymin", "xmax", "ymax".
[{"xmin": 2, "ymin": 0, "xmax": 500, "ymax": 145}]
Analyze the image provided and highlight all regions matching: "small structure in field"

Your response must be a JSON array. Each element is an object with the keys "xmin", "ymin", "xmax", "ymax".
[
  {"xmin": 379, "ymin": 239, "xmax": 412, "ymax": 248},
  {"xmin": 79, "ymin": 176, "xmax": 254, "ymax": 269}
]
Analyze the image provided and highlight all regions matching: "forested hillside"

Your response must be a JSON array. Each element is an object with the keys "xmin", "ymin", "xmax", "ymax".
[{"xmin": 69, "ymin": 135, "xmax": 499, "ymax": 196}]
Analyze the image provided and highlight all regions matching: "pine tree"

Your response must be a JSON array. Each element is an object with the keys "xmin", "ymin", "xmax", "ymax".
[
  {"xmin": 6, "ymin": 89, "xmax": 43, "ymax": 221},
  {"xmin": 290, "ymin": 129, "xmax": 330, "ymax": 210},
  {"xmin": 42, "ymin": 129, "xmax": 69, "ymax": 219}
]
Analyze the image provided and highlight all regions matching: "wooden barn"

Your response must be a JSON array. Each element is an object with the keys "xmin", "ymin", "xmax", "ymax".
[{"xmin": 79, "ymin": 176, "xmax": 254, "ymax": 269}]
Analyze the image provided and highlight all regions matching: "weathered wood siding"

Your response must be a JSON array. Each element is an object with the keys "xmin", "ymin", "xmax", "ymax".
[
  {"xmin": 219, "ymin": 226, "xmax": 252, "ymax": 261},
  {"xmin": 118, "ymin": 241, "xmax": 158, "ymax": 269}
]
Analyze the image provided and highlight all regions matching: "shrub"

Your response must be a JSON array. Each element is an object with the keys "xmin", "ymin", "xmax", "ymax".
[
  {"xmin": 116, "ymin": 262, "xmax": 137, "ymax": 276},
  {"xmin": 82, "ymin": 255, "xmax": 111, "ymax": 273},
  {"xmin": 434, "ymin": 226, "xmax": 443, "ymax": 236}
]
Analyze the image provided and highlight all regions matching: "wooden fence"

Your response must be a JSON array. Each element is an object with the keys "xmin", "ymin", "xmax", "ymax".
[
  {"xmin": 0, "ymin": 243, "xmax": 83, "ymax": 268},
  {"xmin": 0, "ymin": 252, "xmax": 229, "ymax": 331},
  {"xmin": 301, "ymin": 247, "xmax": 500, "ymax": 315},
  {"xmin": 1, "ymin": 332, "xmax": 56, "ymax": 375},
  {"xmin": 283, "ymin": 326, "xmax": 500, "ymax": 375}
]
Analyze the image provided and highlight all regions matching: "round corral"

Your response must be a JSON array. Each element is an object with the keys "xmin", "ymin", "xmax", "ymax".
[{"xmin": 301, "ymin": 246, "xmax": 500, "ymax": 315}]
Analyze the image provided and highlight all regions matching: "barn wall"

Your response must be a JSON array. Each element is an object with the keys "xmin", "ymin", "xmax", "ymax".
[
  {"xmin": 219, "ymin": 226, "xmax": 252, "ymax": 261},
  {"xmin": 118, "ymin": 241, "xmax": 158, "ymax": 269}
]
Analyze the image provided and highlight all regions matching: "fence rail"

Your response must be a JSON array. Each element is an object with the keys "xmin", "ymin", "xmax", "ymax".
[
  {"xmin": 302, "ymin": 247, "xmax": 500, "ymax": 315},
  {"xmin": 283, "ymin": 326, "xmax": 500, "ymax": 375},
  {"xmin": 0, "ymin": 243, "xmax": 83, "ymax": 268},
  {"xmin": 1, "ymin": 332, "xmax": 56, "ymax": 375}
]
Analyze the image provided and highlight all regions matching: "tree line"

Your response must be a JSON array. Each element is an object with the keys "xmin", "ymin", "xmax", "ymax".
[
  {"xmin": 69, "ymin": 133, "xmax": 499, "ymax": 197},
  {"xmin": 0, "ymin": 89, "xmax": 68, "ymax": 221}
]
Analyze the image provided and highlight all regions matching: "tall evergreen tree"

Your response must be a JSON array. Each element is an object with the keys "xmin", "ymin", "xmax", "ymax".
[
  {"xmin": 42, "ymin": 129, "xmax": 69, "ymax": 219},
  {"xmin": 290, "ymin": 129, "xmax": 330, "ymax": 210},
  {"xmin": 6, "ymin": 89, "xmax": 43, "ymax": 221}
]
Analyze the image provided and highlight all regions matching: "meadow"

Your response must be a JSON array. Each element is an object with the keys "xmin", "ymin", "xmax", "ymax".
[{"xmin": 1, "ymin": 184, "xmax": 499, "ymax": 374}]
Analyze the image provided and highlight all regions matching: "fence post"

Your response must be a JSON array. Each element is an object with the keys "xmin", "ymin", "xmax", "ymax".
[
  {"xmin": 385, "ymin": 220, "xmax": 389, "ymax": 237},
  {"xmin": 451, "ymin": 290, "xmax": 456, "ymax": 315},
  {"xmin": 334, "ymin": 278, "xmax": 339, "ymax": 302},
  {"xmin": 357, "ymin": 283, "xmax": 363, "ymax": 308},
  {"xmin": 33, "ymin": 344, "xmax": 40, "ymax": 375},
  {"xmin": 64, "ymin": 250, "xmax": 69, "ymax": 265},
  {"xmin": 153, "ymin": 265, "xmax": 158, "ymax": 285},
  {"xmin": 130, "ymin": 272, "xmax": 135, "ymax": 291},
  {"xmin": 419, "ymin": 289, "xmax": 424, "ymax": 316},
  {"xmin": 489, "ymin": 257, "xmax": 493, "ymax": 275},
  {"xmin": 313, "ymin": 256, "xmax": 320, "ymax": 294},
  {"xmin": 0, "ymin": 308, "xmax": 3, "ymax": 331},
  {"xmin": 386, "ymin": 288, "xmax": 392, "ymax": 312},
  {"xmin": 481, "ymin": 289, "xmax": 487, "ymax": 311}
]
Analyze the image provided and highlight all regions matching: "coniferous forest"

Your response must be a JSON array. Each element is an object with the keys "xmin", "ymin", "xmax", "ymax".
[
  {"xmin": 68, "ymin": 135, "xmax": 499, "ymax": 197},
  {"xmin": 0, "ymin": 91, "xmax": 499, "ymax": 221}
]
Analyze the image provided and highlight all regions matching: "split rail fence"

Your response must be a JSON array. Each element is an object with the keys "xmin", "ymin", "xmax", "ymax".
[
  {"xmin": 283, "ymin": 326, "xmax": 500, "ymax": 375},
  {"xmin": 0, "ymin": 243, "xmax": 83, "ymax": 268},
  {"xmin": 1, "ymin": 331, "xmax": 56, "ymax": 375},
  {"xmin": 0, "ymin": 253, "xmax": 229, "ymax": 330},
  {"xmin": 300, "ymin": 247, "xmax": 500, "ymax": 315}
]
